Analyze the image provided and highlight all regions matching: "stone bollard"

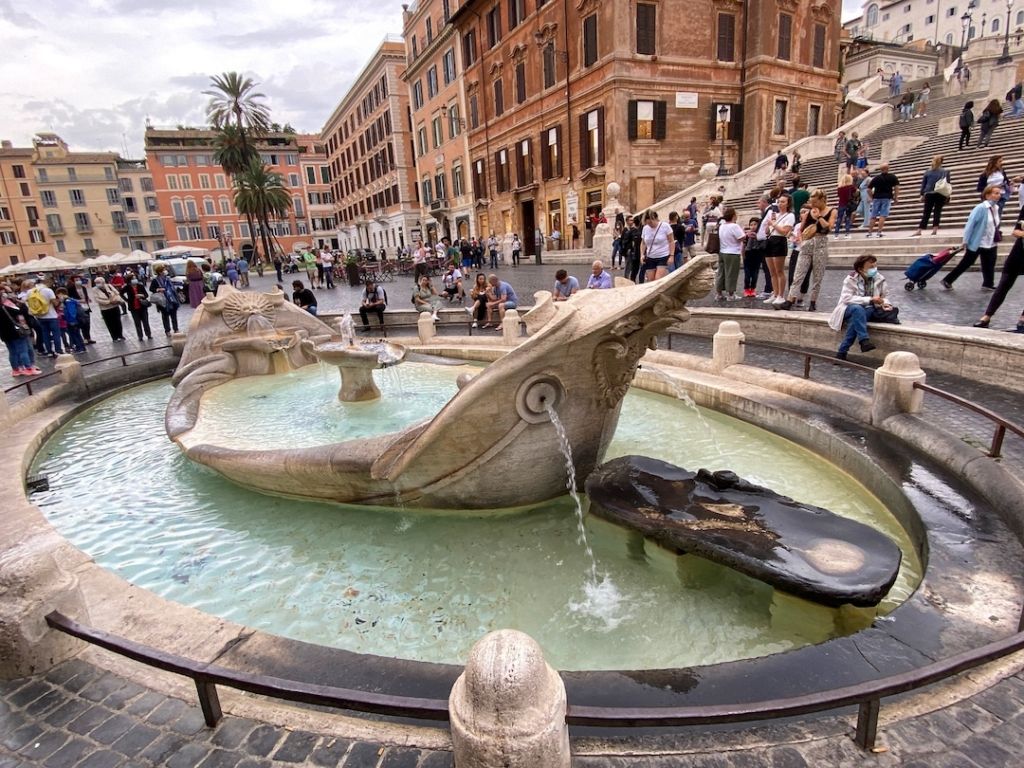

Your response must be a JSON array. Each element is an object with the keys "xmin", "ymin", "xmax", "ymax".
[
  {"xmin": 449, "ymin": 629, "xmax": 570, "ymax": 768},
  {"xmin": 418, "ymin": 312, "xmax": 436, "ymax": 343},
  {"xmin": 871, "ymin": 351, "xmax": 925, "ymax": 425},
  {"xmin": 0, "ymin": 388, "xmax": 10, "ymax": 426},
  {"xmin": 501, "ymin": 310, "xmax": 521, "ymax": 346},
  {"xmin": 712, "ymin": 320, "xmax": 745, "ymax": 372},
  {"xmin": 170, "ymin": 331, "xmax": 188, "ymax": 356},
  {"xmin": 54, "ymin": 354, "xmax": 85, "ymax": 395}
]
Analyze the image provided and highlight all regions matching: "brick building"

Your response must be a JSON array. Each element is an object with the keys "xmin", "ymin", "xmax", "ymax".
[
  {"xmin": 322, "ymin": 38, "xmax": 420, "ymax": 255},
  {"xmin": 449, "ymin": 0, "xmax": 842, "ymax": 253},
  {"xmin": 0, "ymin": 140, "xmax": 52, "ymax": 267},
  {"xmin": 144, "ymin": 128, "xmax": 312, "ymax": 259}
]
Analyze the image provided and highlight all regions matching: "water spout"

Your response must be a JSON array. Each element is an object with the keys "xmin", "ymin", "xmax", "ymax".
[
  {"xmin": 544, "ymin": 402, "xmax": 597, "ymax": 583},
  {"xmin": 640, "ymin": 362, "xmax": 725, "ymax": 460},
  {"xmin": 338, "ymin": 315, "xmax": 356, "ymax": 347}
]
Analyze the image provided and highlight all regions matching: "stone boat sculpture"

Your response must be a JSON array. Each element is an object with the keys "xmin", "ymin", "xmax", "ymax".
[{"xmin": 166, "ymin": 257, "xmax": 714, "ymax": 509}]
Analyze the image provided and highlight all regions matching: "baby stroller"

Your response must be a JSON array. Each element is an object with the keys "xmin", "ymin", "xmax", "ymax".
[{"xmin": 903, "ymin": 246, "xmax": 962, "ymax": 291}]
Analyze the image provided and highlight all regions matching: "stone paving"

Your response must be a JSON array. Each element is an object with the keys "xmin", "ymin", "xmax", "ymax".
[{"xmin": 5, "ymin": 260, "xmax": 1024, "ymax": 766}]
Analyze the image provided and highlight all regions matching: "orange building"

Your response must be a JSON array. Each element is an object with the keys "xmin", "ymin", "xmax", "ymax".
[
  {"xmin": 322, "ymin": 38, "xmax": 420, "ymax": 255},
  {"xmin": 296, "ymin": 134, "xmax": 338, "ymax": 250},
  {"xmin": 144, "ymin": 128, "xmax": 310, "ymax": 259},
  {"xmin": 0, "ymin": 140, "xmax": 52, "ymax": 267},
  {"xmin": 402, "ymin": 0, "xmax": 475, "ymax": 244}
]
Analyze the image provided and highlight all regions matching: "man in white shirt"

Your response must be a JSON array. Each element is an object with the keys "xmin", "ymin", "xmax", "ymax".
[
  {"xmin": 321, "ymin": 250, "xmax": 335, "ymax": 289},
  {"xmin": 442, "ymin": 263, "xmax": 464, "ymax": 302}
]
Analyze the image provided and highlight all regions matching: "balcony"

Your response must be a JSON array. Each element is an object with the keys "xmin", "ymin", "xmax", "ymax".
[
  {"xmin": 372, "ymin": 208, "xmax": 389, "ymax": 224},
  {"xmin": 429, "ymin": 199, "xmax": 450, "ymax": 215},
  {"xmin": 80, "ymin": 248, "xmax": 99, "ymax": 257},
  {"xmin": 113, "ymin": 222, "xmax": 128, "ymax": 232},
  {"xmin": 173, "ymin": 214, "xmax": 200, "ymax": 223},
  {"xmin": 47, "ymin": 226, "xmax": 64, "ymax": 236},
  {"xmin": 75, "ymin": 224, "xmax": 93, "ymax": 234}
]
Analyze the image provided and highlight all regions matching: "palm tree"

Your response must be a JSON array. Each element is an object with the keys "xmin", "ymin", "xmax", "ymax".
[
  {"xmin": 212, "ymin": 125, "xmax": 259, "ymax": 262},
  {"xmin": 234, "ymin": 158, "xmax": 291, "ymax": 270},
  {"xmin": 204, "ymin": 72, "xmax": 271, "ymax": 135}
]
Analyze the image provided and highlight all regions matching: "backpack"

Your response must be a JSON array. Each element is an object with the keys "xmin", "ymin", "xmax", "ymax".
[
  {"xmin": 977, "ymin": 173, "xmax": 988, "ymax": 194},
  {"xmin": 26, "ymin": 288, "xmax": 49, "ymax": 317}
]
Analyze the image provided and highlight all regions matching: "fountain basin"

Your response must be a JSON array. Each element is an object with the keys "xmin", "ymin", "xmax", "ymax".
[{"xmin": 301, "ymin": 339, "xmax": 408, "ymax": 402}]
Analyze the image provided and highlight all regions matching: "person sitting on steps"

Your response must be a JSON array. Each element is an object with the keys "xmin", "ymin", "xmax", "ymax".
[{"xmin": 829, "ymin": 254, "xmax": 899, "ymax": 360}]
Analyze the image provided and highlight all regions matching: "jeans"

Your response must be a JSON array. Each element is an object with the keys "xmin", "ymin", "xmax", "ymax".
[
  {"xmin": 838, "ymin": 304, "xmax": 885, "ymax": 354},
  {"xmin": 65, "ymin": 323, "xmax": 86, "ymax": 352},
  {"xmin": 919, "ymin": 193, "xmax": 947, "ymax": 231},
  {"xmin": 1011, "ymin": 99, "xmax": 1024, "ymax": 118},
  {"xmin": 900, "ymin": 104, "xmax": 912, "ymax": 121},
  {"xmin": 129, "ymin": 308, "xmax": 152, "ymax": 340},
  {"xmin": 946, "ymin": 246, "xmax": 998, "ymax": 288},
  {"xmin": 834, "ymin": 206, "xmax": 853, "ymax": 234},
  {"xmin": 742, "ymin": 247, "xmax": 763, "ymax": 291},
  {"xmin": 37, "ymin": 317, "xmax": 62, "ymax": 355},
  {"xmin": 159, "ymin": 306, "xmax": 180, "ymax": 333},
  {"xmin": 359, "ymin": 305, "xmax": 385, "ymax": 326},
  {"xmin": 5, "ymin": 336, "xmax": 32, "ymax": 370}
]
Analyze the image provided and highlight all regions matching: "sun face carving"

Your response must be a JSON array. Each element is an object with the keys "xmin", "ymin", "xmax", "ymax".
[{"xmin": 216, "ymin": 291, "xmax": 280, "ymax": 331}]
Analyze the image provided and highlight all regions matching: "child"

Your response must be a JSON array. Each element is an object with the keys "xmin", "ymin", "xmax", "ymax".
[
  {"xmin": 742, "ymin": 217, "xmax": 762, "ymax": 298},
  {"xmin": 56, "ymin": 287, "xmax": 86, "ymax": 353}
]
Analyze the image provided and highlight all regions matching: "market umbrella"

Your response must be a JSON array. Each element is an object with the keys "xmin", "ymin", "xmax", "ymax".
[{"xmin": 6, "ymin": 255, "xmax": 77, "ymax": 274}]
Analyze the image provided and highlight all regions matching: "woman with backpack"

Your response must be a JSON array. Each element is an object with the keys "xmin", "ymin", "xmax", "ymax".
[
  {"xmin": 958, "ymin": 102, "xmax": 975, "ymax": 151},
  {"xmin": 914, "ymin": 155, "xmax": 952, "ymax": 237},
  {"xmin": 977, "ymin": 99, "xmax": 1003, "ymax": 149}
]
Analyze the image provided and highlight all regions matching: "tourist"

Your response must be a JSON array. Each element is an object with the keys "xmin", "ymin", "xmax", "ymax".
[
  {"xmin": 715, "ymin": 207, "xmax": 744, "ymax": 301},
  {"xmin": 789, "ymin": 176, "xmax": 809, "ymax": 216},
  {"xmin": 51, "ymin": 287, "xmax": 83, "ymax": 353},
  {"xmin": 550, "ymin": 227, "xmax": 561, "ymax": 250},
  {"xmin": 779, "ymin": 190, "xmax": 835, "ymax": 312},
  {"xmin": 867, "ymin": 162, "xmax": 900, "ymax": 238},
  {"xmin": 679, "ymin": 211, "xmax": 698, "ymax": 262},
  {"xmin": 835, "ymin": 173, "xmax": 856, "ymax": 239},
  {"xmin": 487, "ymin": 233, "xmax": 499, "ymax": 269},
  {"xmin": 119, "ymin": 276, "xmax": 153, "ymax": 341},
  {"xmin": 412, "ymin": 275, "xmax": 443, "ymax": 321},
  {"xmin": 441, "ymin": 263, "xmax": 464, "ymax": 303},
  {"xmin": 898, "ymin": 90, "xmax": 914, "ymax": 122},
  {"xmin": 302, "ymin": 248, "xmax": 318, "ymax": 287},
  {"xmin": 571, "ymin": 222, "xmax": 580, "ymax": 249},
  {"xmin": 763, "ymin": 194, "xmax": 795, "ymax": 305},
  {"xmin": 225, "ymin": 259, "xmax": 239, "ymax": 288},
  {"xmin": 149, "ymin": 265, "xmax": 180, "ymax": 334},
  {"xmin": 773, "ymin": 151, "xmax": 789, "ymax": 180},
  {"xmin": 622, "ymin": 216, "xmax": 641, "ymax": 282},
  {"xmin": 0, "ymin": 289, "xmax": 38, "ymax": 376},
  {"xmin": 66, "ymin": 279, "xmax": 96, "ymax": 344},
  {"xmin": 553, "ymin": 269, "xmax": 579, "ymax": 301},
  {"xmin": 1008, "ymin": 82, "xmax": 1024, "ymax": 118},
  {"xmin": 856, "ymin": 168, "xmax": 871, "ymax": 229},
  {"xmin": 742, "ymin": 215, "xmax": 764, "ymax": 299},
  {"xmin": 844, "ymin": 132, "xmax": 862, "ymax": 171},
  {"xmin": 315, "ymin": 250, "xmax": 325, "ymax": 288},
  {"xmin": 291, "ymin": 280, "xmax": 317, "ymax": 315},
  {"xmin": 186, "ymin": 260, "xmax": 205, "ymax": 308},
  {"xmin": 24, "ymin": 278, "xmax": 62, "ymax": 356},
  {"xmin": 829, "ymin": 254, "xmax": 898, "ymax": 360},
  {"xmin": 913, "ymin": 83, "xmax": 930, "ymax": 118},
  {"xmin": 92, "ymin": 276, "xmax": 125, "ymax": 341},
  {"xmin": 485, "ymin": 274, "xmax": 518, "ymax": 327},
  {"xmin": 639, "ymin": 209, "xmax": 674, "ymax": 283},
  {"xmin": 358, "ymin": 280, "xmax": 387, "ymax": 330},
  {"xmin": 979, "ymin": 155, "xmax": 1020, "ymax": 217},
  {"xmin": 943, "ymin": 184, "xmax": 1004, "ymax": 291},
  {"xmin": 460, "ymin": 239, "xmax": 473, "ymax": 271},
  {"xmin": 272, "ymin": 253, "xmax": 284, "ymax": 283},
  {"xmin": 413, "ymin": 240, "xmax": 430, "ymax": 281},
  {"xmin": 977, "ymin": 99, "xmax": 1003, "ymax": 148},
  {"xmin": 959, "ymin": 101, "xmax": 975, "ymax": 151},
  {"xmin": 237, "ymin": 255, "xmax": 250, "ymax": 288},
  {"xmin": 914, "ymin": 155, "xmax": 952, "ymax": 237},
  {"xmin": 587, "ymin": 260, "xmax": 613, "ymax": 289},
  {"xmin": 668, "ymin": 211, "xmax": 686, "ymax": 271},
  {"xmin": 611, "ymin": 221, "xmax": 623, "ymax": 269},
  {"xmin": 511, "ymin": 234, "xmax": 522, "ymax": 267},
  {"xmin": 974, "ymin": 203, "xmax": 1024, "ymax": 332},
  {"xmin": 469, "ymin": 273, "xmax": 489, "ymax": 328},
  {"xmin": 833, "ymin": 131, "xmax": 847, "ymax": 163}
]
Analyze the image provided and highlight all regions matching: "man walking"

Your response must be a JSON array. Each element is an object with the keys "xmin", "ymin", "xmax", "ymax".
[{"xmin": 867, "ymin": 162, "xmax": 900, "ymax": 239}]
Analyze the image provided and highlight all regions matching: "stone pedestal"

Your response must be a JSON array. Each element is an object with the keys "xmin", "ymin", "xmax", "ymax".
[
  {"xmin": 871, "ymin": 351, "xmax": 926, "ymax": 425},
  {"xmin": 330, "ymin": 349, "xmax": 381, "ymax": 402},
  {"xmin": 712, "ymin": 320, "xmax": 745, "ymax": 372},
  {"xmin": 54, "ymin": 355, "xmax": 84, "ymax": 395},
  {"xmin": 502, "ymin": 310, "xmax": 520, "ymax": 346},
  {"xmin": 418, "ymin": 313, "xmax": 436, "ymax": 343},
  {"xmin": 450, "ymin": 630, "xmax": 570, "ymax": 768}
]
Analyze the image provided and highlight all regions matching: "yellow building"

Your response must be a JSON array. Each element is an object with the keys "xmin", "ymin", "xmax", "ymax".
[
  {"xmin": 0, "ymin": 140, "xmax": 52, "ymax": 268},
  {"xmin": 114, "ymin": 159, "xmax": 168, "ymax": 254}
]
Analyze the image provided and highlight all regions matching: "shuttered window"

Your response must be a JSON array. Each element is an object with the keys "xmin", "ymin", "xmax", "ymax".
[
  {"xmin": 628, "ymin": 100, "xmax": 666, "ymax": 141},
  {"xmin": 473, "ymin": 159, "xmax": 487, "ymax": 198},
  {"xmin": 543, "ymin": 42, "xmax": 556, "ymax": 87},
  {"xmin": 583, "ymin": 14, "xmax": 598, "ymax": 67},
  {"xmin": 515, "ymin": 62, "xmax": 527, "ymax": 104},
  {"xmin": 495, "ymin": 149, "xmax": 510, "ymax": 193},
  {"xmin": 813, "ymin": 23, "xmax": 827, "ymax": 68},
  {"xmin": 541, "ymin": 126, "xmax": 562, "ymax": 179},
  {"xmin": 579, "ymin": 107, "xmax": 605, "ymax": 169},
  {"xmin": 778, "ymin": 13, "xmax": 792, "ymax": 60},
  {"xmin": 717, "ymin": 13, "xmax": 735, "ymax": 62},
  {"xmin": 517, "ymin": 138, "xmax": 533, "ymax": 186},
  {"xmin": 494, "ymin": 79, "xmax": 504, "ymax": 117},
  {"xmin": 636, "ymin": 4, "xmax": 656, "ymax": 55}
]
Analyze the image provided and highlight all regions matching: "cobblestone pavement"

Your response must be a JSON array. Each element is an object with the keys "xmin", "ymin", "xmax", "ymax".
[{"xmin": 4, "ymin": 261, "xmax": 1024, "ymax": 766}]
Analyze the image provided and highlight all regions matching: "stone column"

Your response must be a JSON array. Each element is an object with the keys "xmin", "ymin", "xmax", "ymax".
[
  {"xmin": 417, "ymin": 313, "xmax": 436, "ymax": 343},
  {"xmin": 712, "ymin": 320, "xmax": 745, "ymax": 372},
  {"xmin": 871, "ymin": 351, "xmax": 925, "ymax": 425},
  {"xmin": 449, "ymin": 629, "xmax": 570, "ymax": 768},
  {"xmin": 502, "ymin": 310, "xmax": 521, "ymax": 346},
  {"xmin": 54, "ymin": 354, "xmax": 85, "ymax": 395}
]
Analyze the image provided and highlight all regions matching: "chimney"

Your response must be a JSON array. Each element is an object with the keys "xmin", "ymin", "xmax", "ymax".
[{"xmin": 1, "ymin": 140, "xmax": 12, "ymax": 149}]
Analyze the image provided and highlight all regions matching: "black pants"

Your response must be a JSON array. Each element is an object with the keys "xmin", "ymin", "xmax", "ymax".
[
  {"xmin": 958, "ymin": 127, "xmax": 971, "ymax": 150},
  {"xmin": 78, "ymin": 309, "xmax": 93, "ymax": 341},
  {"xmin": 787, "ymin": 250, "xmax": 811, "ymax": 295},
  {"xmin": 159, "ymin": 306, "xmax": 180, "ymax": 333},
  {"xmin": 130, "ymin": 308, "xmax": 152, "ymax": 340},
  {"xmin": 472, "ymin": 296, "xmax": 488, "ymax": 323},
  {"xmin": 100, "ymin": 307, "xmax": 124, "ymax": 341},
  {"xmin": 946, "ymin": 246, "xmax": 997, "ymax": 288},
  {"xmin": 743, "ymin": 247, "xmax": 763, "ymax": 291},
  {"xmin": 359, "ymin": 305, "xmax": 385, "ymax": 327},
  {"xmin": 985, "ymin": 240, "xmax": 1024, "ymax": 318},
  {"xmin": 625, "ymin": 254, "xmax": 640, "ymax": 283},
  {"xmin": 919, "ymin": 192, "xmax": 947, "ymax": 230}
]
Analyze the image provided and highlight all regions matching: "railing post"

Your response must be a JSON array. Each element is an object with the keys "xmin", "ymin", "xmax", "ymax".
[
  {"xmin": 712, "ymin": 321, "xmax": 745, "ymax": 372},
  {"xmin": 871, "ymin": 352, "xmax": 925, "ymax": 426},
  {"xmin": 195, "ymin": 677, "xmax": 222, "ymax": 727},
  {"xmin": 990, "ymin": 425, "xmax": 1006, "ymax": 459},
  {"xmin": 854, "ymin": 698, "xmax": 880, "ymax": 750},
  {"xmin": 803, "ymin": 355, "xmax": 811, "ymax": 380}
]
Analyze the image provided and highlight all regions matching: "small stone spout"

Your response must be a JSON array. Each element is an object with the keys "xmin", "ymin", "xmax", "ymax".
[
  {"xmin": 304, "ymin": 340, "xmax": 408, "ymax": 402},
  {"xmin": 337, "ymin": 315, "xmax": 356, "ymax": 347}
]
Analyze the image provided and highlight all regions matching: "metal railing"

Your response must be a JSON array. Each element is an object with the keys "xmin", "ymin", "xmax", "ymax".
[{"xmin": 3, "ymin": 346, "xmax": 173, "ymax": 397}]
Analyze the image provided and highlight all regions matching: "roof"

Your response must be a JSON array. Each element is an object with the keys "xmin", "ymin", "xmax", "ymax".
[{"xmin": 33, "ymin": 152, "xmax": 119, "ymax": 165}]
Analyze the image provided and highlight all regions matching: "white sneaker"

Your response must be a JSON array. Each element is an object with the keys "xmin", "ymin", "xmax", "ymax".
[
  {"xmin": 772, "ymin": 296, "xmax": 787, "ymax": 305},
  {"xmin": 762, "ymin": 294, "xmax": 777, "ymax": 304},
  {"xmin": 431, "ymin": 312, "xmax": 439, "ymax": 321},
  {"xmin": 844, "ymin": 234, "xmax": 852, "ymax": 239},
  {"xmin": 472, "ymin": 321, "xmax": 478, "ymax": 328}
]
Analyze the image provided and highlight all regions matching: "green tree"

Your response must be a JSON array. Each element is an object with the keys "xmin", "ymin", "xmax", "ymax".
[{"xmin": 234, "ymin": 157, "xmax": 291, "ymax": 270}]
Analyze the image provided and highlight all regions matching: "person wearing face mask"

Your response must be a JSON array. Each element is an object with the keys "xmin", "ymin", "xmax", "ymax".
[
  {"xmin": 65, "ymin": 278, "xmax": 96, "ymax": 344},
  {"xmin": 120, "ymin": 276, "xmax": 153, "ymax": 341},
  {"xmin": 828, "ymin": 254, "xmax": 899, "ymax": 360},
  {"xmin": 92, "ymin": 276, "xmax": 126, "ymax": 342}
]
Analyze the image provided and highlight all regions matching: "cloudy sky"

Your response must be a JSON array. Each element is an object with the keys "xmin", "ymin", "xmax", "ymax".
[{"xmin": 0, "ymin": 0, "xmax": 863, "ymax": 157}]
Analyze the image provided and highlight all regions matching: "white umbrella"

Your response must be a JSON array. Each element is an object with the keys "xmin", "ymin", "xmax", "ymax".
[
  {"xmin": 7, "ymin": 255, "xmax": 77, "ymax": 274},
  {"xmin": 129, "ymin": 249, "xmax": 153, "ymax": 263},
  {"xmin": 92, "ymin": 254, "xmax": 119, "ymax": 267}
]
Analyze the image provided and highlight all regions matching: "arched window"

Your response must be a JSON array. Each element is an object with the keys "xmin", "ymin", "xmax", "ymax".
[
  {"xmin": 992, "ymin": 17, "xmax": 1000, "ymax": 33},
  {"xmin": 203, "ymin": 196, "xmax": 215, "ymax": 216},
  {"xmin": 945, "ymin": 32, "xmax": 954, "ymax": 45},
  {"xmin": 1017, "ymin": 9, "xmax": 1023, "ymax": 25},
  {"xmin": 866, "ymin": 3, "xmax": 879, "ymax": 26}
]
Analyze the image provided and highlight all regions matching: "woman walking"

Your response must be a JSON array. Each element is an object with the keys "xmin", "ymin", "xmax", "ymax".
[
  {"xmin": 186, "ymin": 260, "xmax": 205, "ymax": 308},
  {"xmin": 973, "ymin": 203, "xmax": 1024, "ymax": 332},
  {"xmin": 977, "ymin": 99, "xmax": 1003, "ymax": 148},
  {"xmin": 149, "ymin": 264, "xmax": 181, "ymax": 335},
  {"xmin": 943, "ymin": 184, "xmax": 1003, "ymax": 290},
  {"xmin": 92, "ymin": 276, "xmax": 125, "ymax": 341},
  {"xmin": 120, "ymin": 276, "xmax": 153, "ymax": 341},
  {"xmin": 914, "ymin": 155, "xmax": 951, "ymax": 236},
  {"xmin": 835, "ymin": 173, "xmax": 856, "ymax": 238},
  {"xmin": 639, "ymin": 209, "xmax": 674, "ymax": 283},
  {"xmin": 779, "ymin": 190, "xmax": 835, "ymax": 312},
  {"xmin": 958, "ymin": 101, "xmax": 975, "ymax": 151},
  {"xmin": 763, "ymin": 194, "xmax": 795, "ymax": 304},
  {"xmin": 980, "ymin": 155, "xmax": 1019, "ymax": 217}
]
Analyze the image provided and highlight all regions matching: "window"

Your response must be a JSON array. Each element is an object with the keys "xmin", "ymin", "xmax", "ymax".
[
  {"xmin": 515, "ymin": 61, "xmax": 527, "ymax": 104},
  {"xmin": 29, "ymin": 229, "xmax": 45, "ymax": 244},
  {"xmin": 204, "ymin": 197, "xmax": 215, "ymax": 215},
  {"xmin": 495, "ymin": 148, "xmax": 510, "ymax": 193},
  {"xmin": 199, "ymin": 174, "xmax": 211, "ymax": 189},
  {"xmin": 25, "ymin": 205, "xmax": 37, "ymax": 224},
  {"xmin": 55, "ymin": 239, "xmax": 65, "ymax": 252},
  {"xmin": 104, "ymin": 167, "xmax": 114, "ymax": 180},
  {"xmin": 45, "ymin": 214, "xmax": 63, "ymax": 234},
  {"xmin": 1018, "ymin": 10, "xmax": 1024, "ymax": 25},
  {"xmin": 118, "ymin": 235, "xmax": 130, "ymax": 248},
  {"xmin": 215, "ymin": 174, "xmax": 226, "ymax": 188},
  {"xmin": 866, "ymin": 3, "xmax": 878, "ymax": 25},
  {"xmin": 925, "ymin": 14, "xmax": 935, "ymax": 24},
  {"xmin": 421, "ymin": 177, "xmax": 433, "ymax": 205},
  {"xmin": 946, "ymin": 6, "xmax": 956, "ymax": 15},
  {"xmin": 470, "ymin": 94, "xmax": 480, "ymax": 129},
  {"xmin": 172, "ymin": 199, "xmax": 184, "ymax": 221},
  {"xmin": 494, "ymin": 79, "xmax": 504, "ymax": 117},
  {"xmin": 12, "ymin": 164, "xmax": 25, "ymax": 178},
  {"xmin": 0, "ymin": 206, "xmax": 9, "ymax": 220},
  {"xmin": 19, "ymin": 182, "xmax": 29, "ymax": 197},
  {"xmin": 443, "ymin": 48, "xmax": 457, "ymax": 84},
  {"xmin": 413, "ymin": 80, "xmax": 424, "ymax": 110},
  {"xmin": 180, "ymin": 175, "xmax": 192, "ymax": 190},
  {"xmin": 628, "ymin": 100, "xmax": 666, "ymax": 140},
  {"xmin": 67, "ymin": 168, "xmax": 77, "ymax": 181},
  {"xmin": 448, "ymin": 103, "xmax": 462, "ymax": 138},
  {"xmin": 118, "ymin": 177, "xmax": 132, "ymax": 192},
  {"xmin": 463, "ymin": 29, "xmax": 478, "ymax": 67},
  {"xmin": 69, "ymin": 189, "xmax": 85, "ymax": 206},
  {"xmin": 145, "ymin": 196, "xmax": 159, "ymax": 212},
  {"xmin": 293, "ymin": 196, "xmax": 304, "ymax": 217},
  {"xmin": 636, "ymin": 3, "xmax": 656, "ymax": 55},
  {"xmin": 149, "ymin": 219, "xmax": 163, "ymax": 235},
  {"xmin": 808, "ymin": 104, "xmax": 821, "ymax": 136},
  {"xmin": 83, "ymin": 238, "xmax": 94, "ymax": 251},
  {"xmin": 111, "ymin": 211, "xmax": 127, "ymax": 230},
  {"xmin": 541, "ymin": 125, "xmax": 562, "ymax": 179},
  {"xmin": 579, "ymin": 107, "xmax": 604, "ymax": 168},
  {"xmin": 41, "ymin": 190, "xmax": 56, "ymax": 207},
  {"xmin": 717, "ymin": 14, "xmax": 736, "ymax": 62},
  {"xmin": 487, "ymin": 4, "xmax": 502, "ymax": 48},
  {"xmin": 320, "ymin": 166, "xmax": 330, "ymax": 184},
  {"xmin": 992, "ymin": 18, "xmax": 1000, "ymax": 33},
  {"xmin": 508, "ymin": 0, "xmax": 525, "ymax": 28},
  {"xmin": 773, "ymin": 100, "xmax": 788, "ymax": 135},
  {"xmin": 778, "ymin": 13, "xmax": 792, "ymax": 60},
  {"xmin": 0, "ymin": 232, "xmax": 15, "ymax": 245},
  {"xmin": 123, "ymin": 196, "xmax": 137, "ymax": 213},
  {"xmin": 434, "ymin": 172, "xmax": 446, "ymax": 200},
  {"xmin": 516, "ymin": 138, "xmax": 533, "ymax": 186},
  {"xmin": 432, "ymin": 116, "xmax": 444, "ymax": 148},
  {"xmin": 427, "ymin": 66, "xmax": 439, "ymax": 98},
  {"xmin": 543, "ymin": 42, "xmax": 556, "ymax": 88},
  {"xmin": 306, "ymin": 166, "xmax": 316, "ymax": 185},
  {"xmin": 106, "ymin": 188, "xmax": 120, "ymax": 205},
  {"xmin": 583, "ymin": 14, "xmax": 598, "ymax": 66},
  {"xmin": 37, "ymin": 168, "xmax": 48, "ymax": 182},
  {"xmin": 813, "ymin": 24, "xmax": 826, "ymax": 68},
  {"xmin": 220, "ymin": 197, "xmax": 231, "ymax": 214},
  {"xmin": 289, "ymin": 173, "xmax": 300, "ymax": 187},
  {"xmin": 185, "ymin": 199, "xmax": 198, "ymax": 220},
  {"xmin": 74, "ymin": 212, "xmax": 91, "ymax": 232},
  {"xmin": 417, "ymin": 126, "xmax": 428, "ymax": 156},
  {"xmin": 426, "ymin": 17, "xmax": 433, "ymax": 42},
  {"xmin": 452, "ymin": 163, "xmax": 465, "ymax": 196},
  {"xmin": 472, "ymin": 158, "xmax": 487, "ymax": 197},
  {"xmin": 167, "ymin": 175, "xmax": 178, "ymax": 190},
  {"xmin": 127, "ymin": 219, "xmax": 142, "ymax": 236}
]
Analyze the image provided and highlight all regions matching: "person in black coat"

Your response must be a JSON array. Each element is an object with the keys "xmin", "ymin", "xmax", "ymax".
[{"xmin": 120, "ymin": 278, "xmax": 153, "ymax": 340}]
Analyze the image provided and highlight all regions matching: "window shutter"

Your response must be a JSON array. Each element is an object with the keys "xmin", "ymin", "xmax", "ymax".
[
  {"xmin": 584, "ymin": 15, "xmax": 598, "ymax": 66},
  {"xmin": 653, "ymin": 101, "xmax": 667, "ymax": 140},
  {"xmin": 597, "ymin": 106, "xmax": 605, "ymax": 165},
  {"xmin": 813, "ymin": 24, "xmax": 826, "ymax": 68},
  {"xmin": 637, "ymin": 4, "xmax": 656, "ymax": 55},
  {"xmin": 717, "ymin": 14, "xmax": 735, "ymax": 62},
  {"xmin": 729, "ymin": 103, "xmax": 743, "ymax": 141},
  {"xmin": 554, "ymin": 125, "xmax": 563, "ymax": 177},
  {"xmin": 628, "ymin": 100, "xmax": 638, "ymax": 140},
  {"xmin": 778, "ymin": 13, "xmax": 792, "ymax": 60},
  {"xmin": 494, "ymin": 151, "xmax": 501, "ymax": 192},
  {"xmin": 579, "ymin": 113, "xmax": 590, "ymax": 169},
  {"xmin": 541, "ymin": 130, "xmax": 551, "ymax": 179}
]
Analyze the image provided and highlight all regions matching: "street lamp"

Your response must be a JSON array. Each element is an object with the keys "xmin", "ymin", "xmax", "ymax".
[
  {"xmin": 998, "ymin": 0, "xmax": 1015, "ymax": 64},
  {"xmin": 959, "ymin": 7, "xmax": 973, "ymax": 70},
  {"xmin": 716, "ymin": 104, "xmax": 730, "ymax": 177}
]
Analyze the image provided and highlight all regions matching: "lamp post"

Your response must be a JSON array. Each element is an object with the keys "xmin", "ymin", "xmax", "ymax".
[
  {"xmin": 959, "ymin": 4, "xmax": 974, "ymax": 71},
  {"xmin": 716, "ymin": 104, "xmax": 729, "ymax": 177},
  {"xmin": 998, "ymin": 0, "xmax": 1015, "ymax": 63}
]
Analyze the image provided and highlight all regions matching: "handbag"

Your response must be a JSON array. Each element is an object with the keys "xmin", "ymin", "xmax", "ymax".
[
  {"xmin": 870, "ymin": 305, "xmax": 900, "ymax": 324},
  {"xmin": 151, "ymin": 291, "xmax": 167, "ymax": 310},
  {"xmin": 934, "ymin": 178, "xmax": 952, "ymax": 198},
  {"xmin": 704, "ymin": 230, "xmax": 720, "ymax": 255}
]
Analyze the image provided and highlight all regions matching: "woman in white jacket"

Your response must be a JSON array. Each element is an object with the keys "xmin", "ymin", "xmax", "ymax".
[{"xmin": 829, "ymin": 254, "xmax": 899, "ymax": 360}]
